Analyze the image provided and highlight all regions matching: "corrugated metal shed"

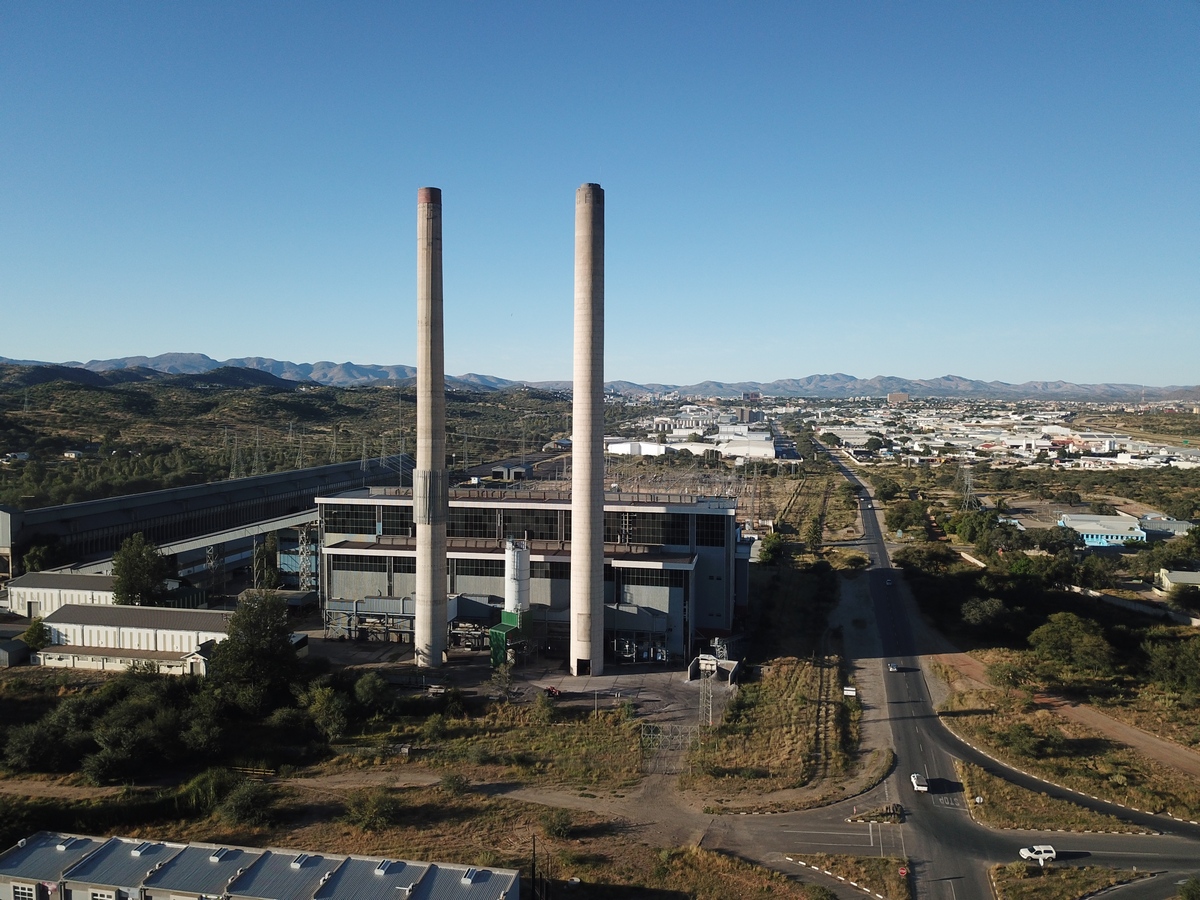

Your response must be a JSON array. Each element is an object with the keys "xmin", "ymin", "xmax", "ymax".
[
  {"xmin": 64, "ymin": 837, "xmax": 184, "ymax": 890},
  {"xmin": 0, "ymin": 638, "xmax": 29, "ymax": 667},
  {"xmin": 42, "ymin": 604, "xmax": 230, "ymax": 633},
  {"xmin": 142, "ymin": 843, "xmax": 263, "ymax": 895},
  {"xmin": 0, "ymin": 832, "xmax": 104, "ymax": 883}
]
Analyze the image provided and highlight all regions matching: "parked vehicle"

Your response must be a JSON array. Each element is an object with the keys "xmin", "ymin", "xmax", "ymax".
[{"xmin": 910, "ymin": 773, "xmax": 929, "ymax": 792}]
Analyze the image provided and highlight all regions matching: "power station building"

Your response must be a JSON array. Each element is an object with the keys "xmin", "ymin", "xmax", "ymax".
[{"xmin": 315, "ymin": 486, "xmax": 749, "ymax": 664}]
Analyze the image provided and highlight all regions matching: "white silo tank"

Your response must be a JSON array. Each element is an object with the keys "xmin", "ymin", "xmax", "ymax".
[{"xmin": 505, "ymin": 539, "xmax": 530, "ymax": 613}]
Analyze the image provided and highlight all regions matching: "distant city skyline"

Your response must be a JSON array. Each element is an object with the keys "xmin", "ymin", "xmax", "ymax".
[{"xmin": 3, "ymin": 3, "xmax": 1197, "ymax": 386}]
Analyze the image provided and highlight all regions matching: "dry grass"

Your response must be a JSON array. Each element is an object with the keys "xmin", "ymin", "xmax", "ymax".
[
  {"xmin": 956, "ymin": 761, "xmax": 1146, "ymax": 834},
  {"xmin": 793, "ymin": 853, "xmax": 913, "ymax": 900},
  {"xmin": 682, "ymin": 656, "xmax": 852, "ymax": 796},
  {"xmin": 124, "ymin": 785, "xmax": 825, "ymax": 899},
  {"xmin": 940, "ymin": 688, "xmax": 1200, "ymax": 819},
  {"xmin": 990, "ymin": 862, "xmax": 1147, "ymax": 899},
  {"xmin": 1090, "ymin": 689, "xmax": 1200, "ymax": 755},
  {"xmin": 350, "ymin": 703, "xmax": 643, "ymax": 790}
]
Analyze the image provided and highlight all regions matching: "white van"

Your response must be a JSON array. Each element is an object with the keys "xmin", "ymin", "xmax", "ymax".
[{"xmin": 910, "ymin": 773, "xmax": 929, "ymax": 792}]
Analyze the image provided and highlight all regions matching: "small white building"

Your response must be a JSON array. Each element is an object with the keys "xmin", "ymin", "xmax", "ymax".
[
  {"xmin": 1159, "ymin": 569, "xmax": 1200, "ymax": 592},
  {"xmin": 607, "ymin": 441, "xmax": 672, "ymax": 457},
  {"xmin": 4, "ymin": 572, "xmax": 116, "ymax": 618},
  {"xmin": 35, "ymin": 604, "xmax": 230, "ymax": 676}
]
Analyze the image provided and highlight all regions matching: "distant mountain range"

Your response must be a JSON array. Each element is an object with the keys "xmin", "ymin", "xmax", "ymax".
[{"xmin": 1, "ymin": 353, "xmax": 1197, "ymax": 401}]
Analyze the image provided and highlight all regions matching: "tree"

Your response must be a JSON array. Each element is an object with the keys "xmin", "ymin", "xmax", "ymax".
[
  {"xmin": 20, "ymin": 617, "xmax": 50, "ymax": 651},
  {"xmin": 1028, "ymin": 612, "xmax": 1113, "ymax": 675},
  {"xmin": 1179, "ymin": 876, "xmax": 1200, "ymax": 900},
  {"xmin": 112, "ymin": 532, "xmax": 170, "ymax": 606},
  {"xmin": 304, "ymin": 685, "xmax": 351, "ymax": 740},
  {"xmin": 208, "ymin": 590, "xmax": 298, "ymax": 714},
  {"xmin": 253, "ymin": 532, "xmax": 282, "ymax": 590},
  {"xmin": 1168, "ymin": 584, "xmax": 1200, "ymax": 614},
  {"xmin": 758, "ymin": 532, "xmax": 787, "ymax": 565}
]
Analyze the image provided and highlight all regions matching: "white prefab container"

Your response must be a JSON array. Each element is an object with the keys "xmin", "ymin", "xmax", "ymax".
[{"xmin": 504, "ymin": 540, "xmax": 530, "ymax": 613}]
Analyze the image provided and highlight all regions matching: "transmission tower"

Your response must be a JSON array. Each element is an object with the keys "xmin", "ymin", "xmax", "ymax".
[
  {"xmin": 295, "ymin": 430, "xmax": 304, "ymax": 469},
  {"xmin": 205, "ymin": 544, "xmax": 225, "ymax": 594},
  {"xmin": 297, "ymin": 526, "xmax": 315, "ymax": 591},
  {"xmin": 698, "ymin": 654, "xmax": 718, "ymax": 727},
  {"xmin": 958, "ymin": 464, "xmax": 981, "ymax": 511},
  {"xmin": 252, "ymin": 427, "xmax": 264, "ymax": 475},
  {"xmin": 360, "ymin": 436, "xmax": 369, "ymax": 471},
  {"xmin": 229, "ymin": 433, "xmax": 242, "ymax": 479},
  {"xmin": 329, "ymin": 427, "xmax": 339, "ymax": 464}
]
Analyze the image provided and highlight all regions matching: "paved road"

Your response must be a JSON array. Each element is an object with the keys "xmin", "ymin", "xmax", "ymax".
[{"xmin": 706, "ymin": 451, "xmax": 1200, "ymax": 898}]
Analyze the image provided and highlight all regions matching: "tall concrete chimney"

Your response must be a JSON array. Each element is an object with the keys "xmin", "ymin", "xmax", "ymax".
[
  {"xmin": 414, "ymin": 186, "xmax": 447, "ymax": 668},
  {"xmin": 570, "ymin": 183, "xmax": 605, "ymax": 677}
]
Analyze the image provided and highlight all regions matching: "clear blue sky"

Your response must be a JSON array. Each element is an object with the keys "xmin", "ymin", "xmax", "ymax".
[{"xmin": 3, "ymin": 2, "xmax": 1197, "ymax": 386}]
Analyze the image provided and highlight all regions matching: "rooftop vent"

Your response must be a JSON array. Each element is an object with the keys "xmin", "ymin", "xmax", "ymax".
[
  {"xmin": 209, "ymin": 847, "xmax": 229, "ymax": 863},
  {"xmin": 131, "ymin": 841, "xmax": 154, "ymax": 858},
  {"xmin": 375, "ymin": 859, "xmax": 391, "ymax": 876},
  {"xmin": 56, "ymin": 837, "xmax": 80, "ymax": 852},
  {"xmin": 291, "ymin": 853, "xmax": 310, "ymax": 869},
  {"xmin": 319, "ymin": 871, "xmax": 333, "ymax": 886},
  {"xmin": 461, "ymin": 868, "xmax": 479, "ymax": 885}
]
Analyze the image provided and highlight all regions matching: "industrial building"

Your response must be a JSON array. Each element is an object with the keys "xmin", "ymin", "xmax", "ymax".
[
  {"xmin": 1058, "ymin": 513, "xmax": 1148, "ymax": 548},
  {"xmin": 317, "ymin": 485, "xmax": 749, "ymax": 664},
  {"xmin": 0, "ymin": 832, "xmax": 519, "ymax": 900},
  {"xmin": 34, "ymin": 604, "xmax": 233, "ymax": 676},
  {"xmin": 0, "ymin": 456, "xmax": 407, "ymax": 579},
  {"xmin": 3, "ymin": 572, "xmax": 116, "ymax": 618}
]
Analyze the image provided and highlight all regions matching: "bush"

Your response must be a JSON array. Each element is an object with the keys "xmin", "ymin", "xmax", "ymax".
[
  {"xmin": 342, "ymin": 787, "xmax": 402, "ymax": 832},
  {"xmin": 439, "ymin": 773, "xmax": 470, "ymax": 795},
  {"xmin": 218, "ymin": 781, "xmax": 277, "ymax": 826},
  {"xmin": 540, "ymin": 808, "xmax": 572, "ymax": 839},
  {"xmin": 354, "ymin": 671, "xmax": 391, "ymax": 713},
  {"xmin": 422, "ymin": 712, "xmax": 447, "ymax": 742},
  {"xmin": 178, "ymin": 768, "xmax": 242, "ymax": 815}
]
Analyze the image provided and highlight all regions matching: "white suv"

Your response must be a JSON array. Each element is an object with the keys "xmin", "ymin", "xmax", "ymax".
[
  {"xmin": 910, "ymin": 773, "xmax": 928, "ymax": 792},
  {"xmin": 1019, "ymin": 845, "xmax": 1056, "ymax": 865}
]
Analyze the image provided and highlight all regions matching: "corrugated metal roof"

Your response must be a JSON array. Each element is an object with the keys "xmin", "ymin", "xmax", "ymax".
[
  {"xmin": 417, "ymin": 863, "xmax": 517, "ymax": 900},
  {"xmin": 38, "ymin": 644, "xmax": 192, "ymax": 661},
  {"xmin": 0, "ymin": 833, "xmax": 519, "ymax": 900},
  {"xmin": 43, "ymin": 603, "xmax": 230, "ymax": 633},
  {"xmin": 64, "ymin": 837, "xmax": 184, "ymax": 888},
  {"xmin": 313, "ymin": 856, "xmax": 432, "ymax": 900},
  {"xmin": 143, "ymin": 844, "xmax": 263, "ymax": 895},
  {"xmin": 7, "ymin": 573, "xmax": 115, "ymax": 591},
  {"xmin": 0, "ymin": 832, "xmax": 104, "ymax": 882},
  {"xmin": 227, "ymin": 849, "xmax": 344, "ymax": 899}
]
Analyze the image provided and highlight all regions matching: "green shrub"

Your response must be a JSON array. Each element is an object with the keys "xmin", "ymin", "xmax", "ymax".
[
  {"xmin": 342, "ymin": 787, "xmax": 402, "ymax": 832},
  {"xmin": 439, "ymin": 773, "xmax": 470, "ymax": 795},
  {"xmin": 540, "ymin": 808, "xmax": 572, "ymax": 839},
  {"xmin": 218, "ymin": 781, "xmax": 277, "ymax": 826}
]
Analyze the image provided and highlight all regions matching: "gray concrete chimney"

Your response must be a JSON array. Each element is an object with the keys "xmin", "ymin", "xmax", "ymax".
[
  {"xmin": 570, "ymin": 183, "xmax": 605, "ymax": 676},
  {"xmin": 414, "ymin": 186, "xmax": 447, "ymax": 668}
]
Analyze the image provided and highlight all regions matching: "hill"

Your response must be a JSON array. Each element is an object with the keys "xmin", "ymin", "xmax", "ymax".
[{"xmin": 2, "ymin": 355, "xmax": 1198, "ymax": 400}]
